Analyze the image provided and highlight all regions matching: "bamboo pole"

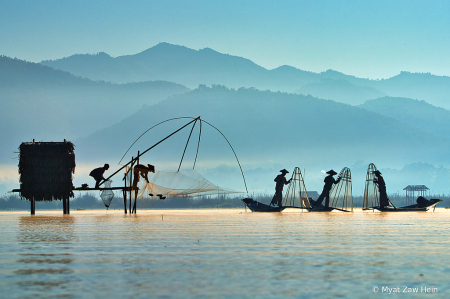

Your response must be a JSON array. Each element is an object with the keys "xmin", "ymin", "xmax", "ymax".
[
  {"xmin": 123, "ymin": 172, "xmax": 127, "ymax": 214},
  {"xmin": 129, "ymin": 157, "xmax": 133, "ymax": 214},
  {"xmin": 123, "ymin": 190, "xmax": 127, "ymax": 214},
  {"xmin": 178, "ymin": 119, "xmax": 198, "ymax": 172},
  {"xmin": 100, "ymin": 117, "xmax": 199, "ymax": 186},
  {"xmin": 134, "ymin": 151, "xmax": 139, "ymax": 214},
  {"xmin": 129, "ymin": 157, "xmax": 138, "ymax": 214}
]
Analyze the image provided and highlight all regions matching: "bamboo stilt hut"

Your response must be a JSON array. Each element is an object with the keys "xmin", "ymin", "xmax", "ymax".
[{"xmin": 18, "ymin": 141, "xmax": 75, "ymax": 215}]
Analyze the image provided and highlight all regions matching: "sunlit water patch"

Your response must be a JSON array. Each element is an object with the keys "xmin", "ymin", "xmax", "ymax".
[{"xmin": 1, "ymin": 209, "xmax": 449, "ymax": 298}]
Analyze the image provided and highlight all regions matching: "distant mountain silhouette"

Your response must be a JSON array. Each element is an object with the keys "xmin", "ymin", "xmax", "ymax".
[
  {"xmin": 0, "ymin": 56, "xmax": 190, "ymax": 160},
  {"xmin": 296, "ymin": 79, "xmax": 387, "ymax": 105},
  {"xmin": 366, "ymin": 72, "xmax": 450, "ymax": 107},
  {"xmin": 359, "ymin": 97, "xmax": 450, "ymax": 140},
  {"xmin": 76, "ymin": 85, "xmax": 450, "ymax": 168},
  {"xmin": 40, "ymin": 43, "xmax": 450, "ymax": 109},
  {"xmin": 72, "ymin": 85, "xmax": 450, "ymax": 193}
]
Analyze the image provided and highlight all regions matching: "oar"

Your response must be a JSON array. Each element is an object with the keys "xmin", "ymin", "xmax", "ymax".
[{"xmin": 387, "ymin": 197, "xmax": 398, "ymax": 211}]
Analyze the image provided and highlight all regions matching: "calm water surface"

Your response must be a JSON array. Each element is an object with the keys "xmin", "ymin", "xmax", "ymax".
[{"xmin": 1, "ymin": 208, "xmax": 449, "ymax": 298}]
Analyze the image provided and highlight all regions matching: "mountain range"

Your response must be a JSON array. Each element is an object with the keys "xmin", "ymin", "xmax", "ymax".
[
  {"xmin": 41, "ymin": 43, "xmax": 450, "ymax": 108},
  {"xmin": 2, "ymin": 43, "xmax": 450, "ymax": 195}
]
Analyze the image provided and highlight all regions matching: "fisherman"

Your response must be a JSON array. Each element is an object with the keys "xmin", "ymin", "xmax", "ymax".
[
  {"xmin": 416, "ymin": 196, "xmax": 430, "ymax": 207},
  {"xmin": 311, "ymin": 169, "xmax": 340, "ymax": 209},
  {"xmin": 89, "ymin": 164, "xmax": 110, "ymax": 188},
  {"xmin": 373, "ymin": 170, "xmax": 389, "ymax": 208},
  {"xmin": 270, "ymin": 169, "xmax": 292, "ymax": 207},
  {"xmin": 132, "ymin": 164, "xmax": 155, "ymax": 190}
]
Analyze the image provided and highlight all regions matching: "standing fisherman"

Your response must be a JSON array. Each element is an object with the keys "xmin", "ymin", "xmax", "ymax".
[
  {"xmin": 373, "ymin": 170, "xmax": 389, "ymax": 208},
  {"xmin": 270, "ymin": 169, "xmax": 292, "ymax": 207},
  {"xmin": 311, "ymin": 169, "xmax": 340, "ymax": 209}
]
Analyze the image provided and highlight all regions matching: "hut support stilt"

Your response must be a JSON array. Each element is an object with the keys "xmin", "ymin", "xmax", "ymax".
[
  {"xmin": 67, "ymin": 198, "xmax": 70, "ymax": 214},
  {"xmin": 133, "ymin": 190, "xmax": 138, "ymax": 213},
  {"xmin": 123, "ymin": 190, "xmax": 127, "ymax": 214},
  {"xmin": 129, "ymin": 189, "xmax": 132, "ymax": 214},
  {"xmin": 31, "ymin": 198, "xmax": 35, "ymax": 215},
  {"xmin": 63, "ymin": 198, "xmax": 67, "ymax": 214}
]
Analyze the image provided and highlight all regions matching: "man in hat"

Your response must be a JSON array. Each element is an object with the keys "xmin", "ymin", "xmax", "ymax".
[
  {"xmin": 311, "ymin": 169, "xmax": 341, "ymax": 209},
  {"xmin": 270, "ymin": 169, "xmax": 292, "ymax": 207},
  {"xmin": 132, "ymin": 164, "xmax": 155, "ymax": 190},
  {"xmin": 373, "ymin": 170, "xmax": 389, "ymax": 208},
  {"xmin": 89, "ymin": 164, "xmax": 110, "ymax": 188}
]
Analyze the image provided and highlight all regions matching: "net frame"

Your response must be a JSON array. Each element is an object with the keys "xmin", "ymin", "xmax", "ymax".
[
  {"xmin": 282, "ymin": 167, "xmax": 311, "ymax": 209},
  {"xmin": 329, "ymin": 167, "xmax": 353, "ymax": 212},
  {"xmin": 363, "ymin": 163, "xmax": 380, "ymax": 209}
]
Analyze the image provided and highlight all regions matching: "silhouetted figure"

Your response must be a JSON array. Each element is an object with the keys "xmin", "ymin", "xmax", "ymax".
[
  {"xmin": 132, "ymin": 164, "xmax": 155, "ymax": 190},
  {"xmin": 416, "ymin": 196, "xmax": 430, "ymax": 207},
  {"xmin": 270, "ymin": 169, "xmax": 292, "ymax": 207},
  {"xmin": 89, "ymin": 164, "xmax": 110, "ymax": 188},
  {"xmin": 373, "ymin": 170, "xmax": 389, "ymax": 208},
  {"xmin": 312, "ymin": 170, "xmax": 341, "ymax": 209}
]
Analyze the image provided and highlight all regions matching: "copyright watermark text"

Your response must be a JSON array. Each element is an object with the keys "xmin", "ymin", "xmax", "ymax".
[{"xmin": 373, "ymin": 286, "xmax": 438, "ymax": 294}]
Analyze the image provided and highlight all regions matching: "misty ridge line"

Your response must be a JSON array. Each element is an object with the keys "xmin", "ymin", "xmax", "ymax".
[{"xmin": 37, "ymin": 42, "xmax": 450, "ymax": 111}]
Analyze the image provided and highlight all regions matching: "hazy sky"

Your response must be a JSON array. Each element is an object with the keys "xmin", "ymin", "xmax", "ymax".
[{"xmin": 1, "ymin": 0, "xmax": 449, "ymax": 79}]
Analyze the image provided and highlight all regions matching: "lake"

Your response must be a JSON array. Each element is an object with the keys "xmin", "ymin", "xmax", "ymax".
[{"xmin": 1, "ymin": 208, "xmax": 449, "ymax": 298}]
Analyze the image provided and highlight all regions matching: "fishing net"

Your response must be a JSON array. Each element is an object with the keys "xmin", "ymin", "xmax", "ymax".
[
  {"xmin": 125, "ymin": 167, "xmax": 242, "ymax": 200},
  {"xmin": 100, "ymin": 180, "xmax": 114, "ymax": 208},
  {"xmin": 363, "ymin": 163, "xmax": 379, "ymax": 209},
  {"xmin": 328, "ymin": 167, "xmax": 353, "ymax": 212},
  {"xmin": 282, "ymin": 167, "xmax": 311, "ymax": 209}
]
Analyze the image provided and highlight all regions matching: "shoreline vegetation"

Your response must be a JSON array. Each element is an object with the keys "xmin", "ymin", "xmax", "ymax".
[{"xmin": 1, "ymin": 193, "xmax": 449, "ymax": 211}]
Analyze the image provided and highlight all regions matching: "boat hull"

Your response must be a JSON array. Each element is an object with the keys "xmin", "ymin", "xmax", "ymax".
[
  {"xmin": 242, "ymin": 198, "xmax": 285, "ymax": 212},
  {"xmin": 242, "ymin": 198, "xmax": 339, "ymax": 212},
  {"xmin": 367, "ymin": 199, "xmax": 442, "ymax": 212}
]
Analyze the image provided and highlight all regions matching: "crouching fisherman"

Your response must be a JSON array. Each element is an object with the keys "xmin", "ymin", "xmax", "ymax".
[
  {"xmin": 132, "ymin": 164, "xmax": 155, "ymax": 190},
  {"xmin": 270, "ymin": 169, "xmax": 292, "ymax": 207},
  {"xmin": 90, "ymin": 164, "xmax": 110, "ymax": 188}
]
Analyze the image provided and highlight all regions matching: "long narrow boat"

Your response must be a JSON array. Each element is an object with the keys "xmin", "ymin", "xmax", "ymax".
[
  {"xmin": 242, "ymin": 198, "xmax": 285, "ymax": 212},
  {"xmin": 367, "ymin": 199, "xmax": 442, "ymax": 212},
  {"xmin": 241, "ymin": 198, "xmax": 350, "ymax": 212},
  {"xmin": 308, "ymin": 199, "xmax": 350, "ymax": 212},
  {"xmin": 242, "ymin": 167, "xmax": 353, "ymax": 212},
  {"xmin": 363, "ymin": 163, "xmax": 442, "ymax": 212}
]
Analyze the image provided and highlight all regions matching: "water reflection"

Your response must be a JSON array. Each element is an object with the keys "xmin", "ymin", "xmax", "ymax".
[
  {"xmin": 18, "ymin": 216, "xmax": 76, "ymax": 244},
  {"xmin": 16, "ymin": 216, "xmax": 76, "ymax": 297}
]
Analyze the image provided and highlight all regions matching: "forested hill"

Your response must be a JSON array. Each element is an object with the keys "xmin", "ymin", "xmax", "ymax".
[
  {"xmin": 0, "ymin": 56, "xmax": 190, "ymax": 161},
  {"xmin": 76, "ymin": 85, "xmax": 450, "ymax": 170},
  {"xmin": 359, "ymin": 97, "xmax": 450, "ymax": 140},
  {"xmin": 1, "ymin": 55, "xmax": 93, "ymax": 87}
]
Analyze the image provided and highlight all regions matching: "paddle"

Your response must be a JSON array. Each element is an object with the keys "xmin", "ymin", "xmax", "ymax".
[{"xmin": 387, "ymin": 197, "xmax": 398, "ymax": 211}]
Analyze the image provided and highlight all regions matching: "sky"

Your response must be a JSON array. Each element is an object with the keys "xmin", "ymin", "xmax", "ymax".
[{"xmin": 1, "ymin": 0, "xmax": 450, "ymax": 79}]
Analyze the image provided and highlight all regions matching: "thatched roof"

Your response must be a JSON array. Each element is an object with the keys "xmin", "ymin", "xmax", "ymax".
[{"xmin": 19, "ymin": 141, "xmax": 75, "ymax": 201}]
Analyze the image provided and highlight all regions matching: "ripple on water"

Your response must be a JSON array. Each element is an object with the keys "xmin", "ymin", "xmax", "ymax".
[{"xmin": 0, "ymin": 209, "xmax": 449, "ymax": 298}]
